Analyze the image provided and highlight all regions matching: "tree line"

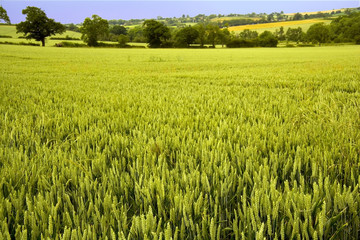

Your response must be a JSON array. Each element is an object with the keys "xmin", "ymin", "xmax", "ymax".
[{"xmin": 2, "ymin": 6, "xmax": 360, "ymax": 48}]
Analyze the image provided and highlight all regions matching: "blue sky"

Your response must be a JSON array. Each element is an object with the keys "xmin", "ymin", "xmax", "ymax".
[{"xmin": 2, "ymin": 1, "xmax": 359, "ymax": 24}]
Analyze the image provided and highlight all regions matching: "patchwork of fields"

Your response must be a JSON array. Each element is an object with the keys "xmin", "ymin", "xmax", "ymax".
[
  {"xmin": 0, "ymin": 45, "xmax": 360, "ymax": 239},
  {"xmin": 228, "ymin": 19, "xmax": 332, "ymax": 33}
]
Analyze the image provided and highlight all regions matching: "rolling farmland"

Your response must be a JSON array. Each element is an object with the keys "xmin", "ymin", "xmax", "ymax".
[
  {"xmin": 0, "ymin": 45, "xmax": 360, "ymax": 239},
  {"xmin": 228, "ymin": 19, "xmax": 332, "ymax": 33}
]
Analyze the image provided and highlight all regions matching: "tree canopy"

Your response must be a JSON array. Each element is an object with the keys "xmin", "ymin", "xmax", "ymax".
[
  {"xmin": 80, "ymin": 15, "xmax": 109, "ymax": 46},
  {"xmin": 0, "ymin": 6, "xmax": 10, "ymax": 24},
  {"xmin": 143, "ymin": 20, "xmax": 171, "ymax": 48},
  {"xmin": 330, "ymin": 12, "xmax": 360, "ymax": 44},
  {"xmin": 307, "ymin": 23, "xmax": 330, "ymax": 46},
  {"xmin": 110, "ymin": 25, "xmax": 127, "ymax": 36},
  {"xmin": 16, "ymin": 6, "xmax": 65, "ymax": 46},
  {"xmin": 175, "ymin": 26, "xmax": 199, "ymax": 47}
]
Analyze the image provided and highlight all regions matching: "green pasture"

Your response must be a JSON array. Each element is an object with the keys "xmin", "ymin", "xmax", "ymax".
[
  {"xmin": 0, "ymin": 45, "xmax": 360, "ymax": 239},
  {"xmin": 0, "ymin": 24, "xmax": 82, "ymax": 45}
]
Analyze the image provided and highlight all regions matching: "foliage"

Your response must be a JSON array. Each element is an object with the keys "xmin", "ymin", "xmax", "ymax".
[
  {"xmin": 307, "ymin": 23, "xmax": 331, "ymax": 46},
  {"xmin": 275, "ymin": 26, "xmax": 285, "ymax": 41},
  {"xmin": 143, "ymin": 20, "xmax": 171, "ymax": 48},
  {"xmin": 0, "ymin": 45, "xmax": 360, "ymax": 239},
  {"xmin": 110, "ymin": 25, "xmax": 127, "ymax": 36},
  {"xmin": 258, "ymin": 31, "xmax": 278, "ymax": 47},
  {"xmin": 206, "ymin": 23, "xmax": 221, "ymax": 47},
  {"xmin": 330, "ymin": 12, "xmax": 360, "ymax": 44},
  {"xmin": 0, "ymin": 6, "xmax": 10, "ymax": 24},
  {"xmin": 293, "ymin": 12, "xmax": 304, "ymax": 21},
  {"xmin": 128, "ymin": 26, "xmax": 145, "ymax": 43},
  {"xmin": 194, "ymin": 23, "xmax": 206, "ymax": 47},
  {"xmin": 80, "ymin": 15, "xmax": 109, "ymax": 46},
  {"xmin": 118, "ymin": 34, "xmax": 129, "ymax": 47},
  {"xmin": 175, "ymin": 26, "xmax": 199, "ymax": 47},
  {"xmin": 0, "ymin": 41, "xmax": 40, "ymax": 46},
  {"xmin": 226, "ymin": 39, "xmax": 257, "ymax": 48},
  {"xmin": 286, "ymin": 27, "xmax": 305, "ymax": 43},
  {"xmin": 16, "ymin": 6, "xmax": 65, "ymax": 47},
  {"xmin": 239, "ymin": 29, "xmax": 258, "ymax": 40}
]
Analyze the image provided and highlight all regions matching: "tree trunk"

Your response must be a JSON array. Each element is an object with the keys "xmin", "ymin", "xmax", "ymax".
[{"xmin": 41, "ymin": 38, "xmax": 45, "ymax": 47}]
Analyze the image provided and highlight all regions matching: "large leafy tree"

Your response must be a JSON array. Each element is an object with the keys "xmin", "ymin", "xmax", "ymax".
[
  {"xmin": 0, "ymin": 6, "xmax": 10, "ymax": 24},
  {"xmin": 258, "ymin": 31, "xmax": 278, "ymax": 47},
  {"xmin": 143, "ymin": 20, "xmax": 170, "ymax": 48},
  {"xmin": 206, "ymin": 23, "xmax": 220, "ymax": 47},
  {"xmin": 307, "ymin": 23, "xmax": 330, "ymax": 46},
  {"xmin": 194, "ymin": 23, "xmax": 206, "ymax": 47},
  {"xmin": 16, "ymin": 6, "xmax": 65, "ymax": 47},
  {"xmin": 80, "ymin": 15, "xmax": 109, "ymax": 46},
  {"xmin": 286, "ymin": 27, "xmax": 305, "ymax": 44},
  {"xmin": 175, "ymin": 26, "xmax": 199, "ymax": 47}
]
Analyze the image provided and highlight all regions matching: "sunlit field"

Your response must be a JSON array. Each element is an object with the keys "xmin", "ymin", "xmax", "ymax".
[
  {"xmin": 0, "ymin": 45, "xmax": 359, "ymax": 239},
  {"xmin": 228, "ymin": 19, "xmax": 331, "ymax": 33}
]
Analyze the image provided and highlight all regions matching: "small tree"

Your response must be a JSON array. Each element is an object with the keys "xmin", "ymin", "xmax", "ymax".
[
  {"xmin": 286, "ymin": 27, "xmax": 304, "ymax": 44},
  {"xmin": 206, "ymin": 23, "xmax": 220, "ymax": 47},
  {"xmin": 194, "ymin": 23, "xmax": 206, "ymax": 47},
  {"xmin": 143, "ymin": 20, "xmax": 170, "ymax": 48},
  {"xmin": 218, "ymin": 28, "xmax": 231, "ymax": 47},
  {"xmin": 118, "ymin": 34, "xmax": 129, "ymax": 47},
  {"xmin": 239, "ymin": 29, "xmax": 258, "ymax": 40},
  {"xmin": 16, "ymin": 7, "xmax": 65, "ymax": 46},
  {"xmin": 80, "ymin": 15, "xmax": 109, "ymax": 46},
  {"xmin": 0, "ymin": 6, "xmax": 10, "ymax": 24},
  {"xmin": 275, "ymin": 26, "xmax": 285, "ymax": 41},
  {"xmin": 307, "ymin": 23, "xmax": 330, "ymax": 46}
]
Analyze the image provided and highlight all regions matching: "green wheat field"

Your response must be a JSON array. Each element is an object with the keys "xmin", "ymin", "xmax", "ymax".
[{"xmin": 0, "ymin": 45, "xmax": 360, "ymax": 239}]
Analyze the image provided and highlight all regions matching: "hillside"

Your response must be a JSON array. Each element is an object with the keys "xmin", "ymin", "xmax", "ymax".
[
  {"xmin": 228, "ymin": 19, "xmax": 332, "ymax": 33},
  {"xmin": 0, "ymin": 25, "xmax": 82, "ymax": 39}
]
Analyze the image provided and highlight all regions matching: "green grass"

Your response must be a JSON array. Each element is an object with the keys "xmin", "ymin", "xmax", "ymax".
[
  {"xmin": 0, "ymin": 24, "xmax": 82, "ymax": 39},
  {"xmin": 0, "ymin": 45, "xmax": 360, "ymax": 239}
]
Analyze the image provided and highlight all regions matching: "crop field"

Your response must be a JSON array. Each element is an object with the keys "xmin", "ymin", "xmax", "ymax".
[
  {"xmin": 228, "ymin": 19, "xmax": 331, "ymax": 33},
  {"xmin": 0, "ymin": 45, "xmax": 360, "ymax": 239}
]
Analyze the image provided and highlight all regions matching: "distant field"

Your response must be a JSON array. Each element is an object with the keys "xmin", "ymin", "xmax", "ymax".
[
  {"xmin": 1, "ymin": 45, "xmax": 360, "ymax": 239},
  {"xmin": 211, "ymin": 16, "xmax": 261, "ymax": 22},
  {"xmin": 228, "ymin": 18, "xmax": 332, "ymax": 33},
  {"xmin": 0, "ymin": 24, "xmax": 82, "ymax": 39},
  {"xmin": 285, "ymin": 8, "xmax": 344, "ymax": 16}
]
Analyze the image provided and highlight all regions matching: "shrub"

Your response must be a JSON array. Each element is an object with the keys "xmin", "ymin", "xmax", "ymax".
[{"xmin": 227, "ymin": 39, "xmax": 258, "ymax": 48}]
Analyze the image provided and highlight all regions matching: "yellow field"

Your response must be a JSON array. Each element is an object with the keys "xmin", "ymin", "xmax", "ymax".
[
  {"xmin": 285, "ymin": 8, "xmax": 344, "ymax": 16},
  {"xmin": 228, "ymin": 19, "xmax": 330, "ymax": 32}
]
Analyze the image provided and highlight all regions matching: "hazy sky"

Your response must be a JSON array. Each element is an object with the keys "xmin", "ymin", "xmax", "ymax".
[{"xmin": 2, "ymin": 1, "xmax": 359, "ymax": 24}]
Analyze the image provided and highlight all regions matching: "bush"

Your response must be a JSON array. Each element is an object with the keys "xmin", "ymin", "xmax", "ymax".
[
  {"xmin": 227, "ymin": 39, "xmax": 257, "ymax": 48},
  {"xmin": 55, "ymin": 41, "xmax": 86, "ymax": 47},
  {"xmin": 50, "ymin": 35, "xmax": 80, "ymax": 40},
  {"xmin": 257, "ymin": 31, "xmax": 278, "ymax": 47},
  {"xmin": 0, "ymin": 41, "xmax": 40, "ymax": 46},
  {"xmin": 0, "ymin": 35, "xmax": 12, "ymax": 38},
  {"xmin": 297, "ymin": 44, "xmax": 315, "ymax": 47}
]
